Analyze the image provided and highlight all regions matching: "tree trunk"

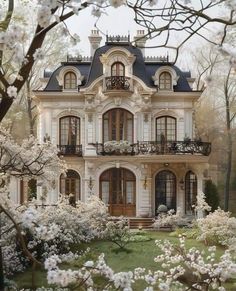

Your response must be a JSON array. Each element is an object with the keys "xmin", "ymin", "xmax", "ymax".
[
  {"xmin": 224, "ymin": 88, "xmax": 232, "ymax": 212},
  {"xmin": 224, "ymin": 130, "xmax": 232, "ymax": 212},
  {"xmin": 0, "ymin": 213, "xmax": 4, "ymax": 291},
  {"xmin": 26, "ymin": 81, "xmax": 35, "ymax": 136}
]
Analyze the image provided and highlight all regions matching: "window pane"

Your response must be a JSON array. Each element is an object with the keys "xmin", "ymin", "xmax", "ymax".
[
  {"xmin": 60, "ymin": 116, "xmax": 80, "ymax": 145},
  {"xmin": 156, "ymin": 116, "xmax": 176, "ymax": 141},
  {"xmin": 185, "ymin": 171, "xmax": 197, "ymax": 213},
  {"xmin": 103, "ymin": 109, "xmax": 133, "ymax": 142},
  {"xmin": 159, "ymin": 72, "xmax": 172, "ymax": 90},
  {"xmin": 126, "ymin": 181, "xmax": 134, "ymax": 204},
  {"xmin": 64, "ymin": 72, "xmax": 77, "ymax": 89},
  {"xmin": 101, "ymin": 181, "xmax": 109, "ymax": 204}
]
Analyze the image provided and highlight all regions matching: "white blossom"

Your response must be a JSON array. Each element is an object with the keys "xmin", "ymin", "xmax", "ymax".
[
  {"xmin": 33, "ymin": 48, "xmax": 44, "ymax": 61},
  {"xmin": 7, "ymin": 86, "xmax": 17, "ymax": 98}
]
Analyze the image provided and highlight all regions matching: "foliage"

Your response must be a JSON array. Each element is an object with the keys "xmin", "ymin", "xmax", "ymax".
[
  {"xmin": 197, "ymin": 208, "xmax": 236, "ymax": 246},
  {"xmin": 193, "ymin": 190, "xmax": 212, "ymax": 216},
  {"xmin": 42, "ymin": 235, "xmax": 236, "ymax": 290},
  {"xmin": 103, "ymin": 217, "xmax": 132, "ymax": 250},
  {"xmin": 204, "ymin": 180, "xmax": 220, "ymax": 212},
  {"xmin": 2, "ymin": 195, "xmax": 108, "ymax": 276},
  {"xmin": 156, "ymin": 204, "xmax": 168, "ymax": 214}
]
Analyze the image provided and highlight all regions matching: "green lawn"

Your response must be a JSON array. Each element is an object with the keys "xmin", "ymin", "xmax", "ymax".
[{"xmin": 13, "ymin": 231, "xmax": 236, "ymax": 290}]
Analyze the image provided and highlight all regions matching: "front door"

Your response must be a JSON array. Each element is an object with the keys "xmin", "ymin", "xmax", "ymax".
[{"xmin": 100, "ymin": 168, "xmax": 136, "ymax": 216}]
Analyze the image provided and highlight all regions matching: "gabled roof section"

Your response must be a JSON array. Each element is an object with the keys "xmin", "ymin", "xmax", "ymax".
[{"xmin": 43, "ymin": 42, "xmax": 192, "ymax": 92}]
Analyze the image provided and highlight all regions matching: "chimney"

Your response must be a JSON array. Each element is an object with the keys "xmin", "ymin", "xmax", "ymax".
[
  {"xmin": 134, "ymin": 30, "xmax": 147, "ymax": 57},
  {"xmin": 88, "ymin": 30, "xmax": 102, "ymax": 57}
]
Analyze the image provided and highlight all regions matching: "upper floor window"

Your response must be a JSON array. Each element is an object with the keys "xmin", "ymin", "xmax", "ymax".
[
  {"xmin": 103, "ymin": 108, "xmax": 133, "ymax": 143},
  {"xmin": 111, "ymin": 62, "xmax": 125, "ymax": 76},
  {"xmin": 156, "ymin": 116, "xmax": 176, "ymax": 142},
  {"xmin": 59, "ymin": 116, "xmax": 80, "ymax": 146},
  {"xmin": 159, "ymin": 72, "xmax": 172, "ymax": 90},
  {"xmin": 64, "ymin": 72, "xmax": 77, "ymax": 89}
]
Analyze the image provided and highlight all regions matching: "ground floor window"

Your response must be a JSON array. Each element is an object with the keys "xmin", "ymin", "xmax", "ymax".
[
  {"xmin": 100, "ymin": 167, "xmax": 136, "ymax": 216},
  {"xmin": 155, "ymin": 170, "xmax": 176, "ymax": 212},
  {"xmin": 185, "ymin": 171, "xmax": 197, "ymax": 214},
  {"xmin": 60, "ymin": 170, "xmax": 80, "ymax": 204}
]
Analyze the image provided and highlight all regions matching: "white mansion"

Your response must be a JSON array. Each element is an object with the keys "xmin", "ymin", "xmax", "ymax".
[{"xmin": 12, "ymin": 30, "xmax": 211, "ymax": 217}]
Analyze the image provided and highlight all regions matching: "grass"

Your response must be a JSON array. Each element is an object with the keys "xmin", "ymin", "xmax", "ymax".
[{"xmin": 13, "ymin": 230, "xmax": 236, "ymax": 290}]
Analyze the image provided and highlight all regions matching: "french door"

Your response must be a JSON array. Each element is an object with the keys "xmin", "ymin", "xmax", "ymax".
[
  {"xmin": 100, "ymin": 168, "xmax": 136, "ymax": 216},
  {"xmin": 103, "ymin": 109, "xmax": 133, "ymax": 142}
]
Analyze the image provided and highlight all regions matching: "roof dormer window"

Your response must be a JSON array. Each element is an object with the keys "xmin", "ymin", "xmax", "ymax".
[
  {"xmin": 159, "ymin": 72, "xmax": 172, "ymax": 90},
  {"xmin": 64, "ymin": 72, "xmax": 77, "ymax": 89},
  {"xmin": 152, "ymin": 66, "xmax": 179, "ymax": 91},
  {"xmin": 111, "ymin": 62, "xmax": 125, "ymax": 76}
]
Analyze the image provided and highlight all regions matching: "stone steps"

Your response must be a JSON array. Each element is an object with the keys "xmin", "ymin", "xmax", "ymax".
[{"xmin": 128, "ymin": 217, "xmax": 154, "ymax": 229}]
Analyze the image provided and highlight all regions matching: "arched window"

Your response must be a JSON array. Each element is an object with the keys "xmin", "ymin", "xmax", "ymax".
[
  {"xmin": 156, "ymin": 116, "xmax": 176, "ymax": 142},
  {"xmin": 60, "ymin": 170, "xmax": 80, "ymax": 201},
  {"xmin": 111, "ymin": 62, "xmax": 125, "ymax": 76},
  {"xmin": 59, "ymin": 116, "xmax": 80, "ymax": 150},
  {"xmin": 103, "ymin": 108, "xmax": 133, "ymax": 142},
  {"xmin": 100, "ymin": 167, "xmax": 136, "ymax": 216},
  {"xmin": 155, "ymin": 170, "xmax": 176, "ymax": 211},
  {"xmin": 64, "ymin": 72, "xmax": 77, "ymax": 89},
  {"xmin": 185, "ymin": 171, "xmax": 197, "ymax": 214},
  {"xmin": 159, "ymin": 72, "xmax": 172, "ymax": 90}
]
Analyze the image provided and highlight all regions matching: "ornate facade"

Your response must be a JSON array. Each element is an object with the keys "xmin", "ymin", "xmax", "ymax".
[{"xmin": 32, "ymin": 30, "xmax": 211, "ymax": 217}]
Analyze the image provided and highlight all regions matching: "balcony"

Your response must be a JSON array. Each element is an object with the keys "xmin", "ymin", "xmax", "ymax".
[
  {"xmin": 105, "ymin": 76, "xmax": 130, "ymax": 90},
  {"xmin": 93, "ymin": 141, "xmax": 211, "ymax": 156},
  {"xmin": 57, "ymin": 145, "xmax": 82, "ymax": 156}
]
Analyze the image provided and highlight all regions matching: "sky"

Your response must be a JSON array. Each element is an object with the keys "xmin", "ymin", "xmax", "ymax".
[{"xmin": 65, "ymin": 3, "xmax": 224, "ymax": 71}]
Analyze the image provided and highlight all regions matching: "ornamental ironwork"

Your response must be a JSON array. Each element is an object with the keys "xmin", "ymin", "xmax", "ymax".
[
  {"xmin": 93, "ymin": 140, "xmax": 211, "ymax": 156},
  {"xmin": 57, "ymin": 145, "xmax": 83, "ymax": 156},
  {"xmin": 105, "ymin": 76, "xmax": 130, "ymax": 90}
]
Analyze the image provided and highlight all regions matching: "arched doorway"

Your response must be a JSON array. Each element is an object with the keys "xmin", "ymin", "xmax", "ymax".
[
  {"xmin": 100, "ymin": 167, "xmax": 136, "ymax": 216},
  {"xmin": 185, "ymin": 171, "xmax": 197, "ymax": 214},
  {"xmin": 60, "ymin": 170, "xmax": 81, "ymax": 203},
  {"xmin": 155, "ymin": 170, "xmax": 176, "ymax": 213}
]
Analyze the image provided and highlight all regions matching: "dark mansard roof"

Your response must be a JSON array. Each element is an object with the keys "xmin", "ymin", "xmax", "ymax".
[{"xmin": 44, "ymin": 42, "xmax": 192, "ymax": 92}]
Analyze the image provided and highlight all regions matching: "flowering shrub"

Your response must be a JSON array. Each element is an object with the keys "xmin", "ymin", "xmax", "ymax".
[
  {"xmin": 193, "ymin": 190, "xmax": 211, "ymax": 218},
  {"xmin": 153, "ymin": 209, "xmax": 188, "ymax": 230},
  {"xmin": 103, "ymin": 217, "xmax": 132, "ymax": 250},
  {"xmin": 104, "ymin": 140, "xmax": 132, "ymax": 153},
  {"xmin": 2, "ymin": 195, "xmax": 108, "ymax": 275},
  {"xmin": 197, "ymin": 208, "xmax": 236, "ymax": 246}
]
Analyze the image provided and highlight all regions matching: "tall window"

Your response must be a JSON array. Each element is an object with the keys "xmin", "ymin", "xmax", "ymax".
[
  {"xmin": 159, "ymin": 72, "xmax": 172, "ymax": 90},
  {"xmin": 60, "ymin": 116, "xmax": 80, "ymax": 146},
  {"xmin": 155, "ymin": 170, "xmax": 176, "ymax": 211},
  {"xmin": 64, "ymin": 72, "xmax": 77, "ymax": 89},
  {"xmin": 111, "ymin": 62, "xmax": 125, "ymax": 76},
  {"xmin": 103, "ymin": 109, "xmax": 133, "ymax": 142},
  {"xmin": 185, "ymin": 171, "xmax": 197, "ymax": 214},
  {"xmin": 60, "ymin": 170, "xmax": 80, "ymax": 201},
  {"xmin": 156, "ymin": 116, "xmax": 176, "ymax": 142}
]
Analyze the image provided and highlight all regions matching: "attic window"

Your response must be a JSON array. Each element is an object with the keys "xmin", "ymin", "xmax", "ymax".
[
  {"xmin": 111, "ymin": 62, "xmax": 125, "ymax": 76},
  {"xmin": 64, "ymin": 72, "xmax": 77, "ymax": 89},
  {"xmin": 159, "ymin": 72, "xmax": 172, "ymax": 90}
]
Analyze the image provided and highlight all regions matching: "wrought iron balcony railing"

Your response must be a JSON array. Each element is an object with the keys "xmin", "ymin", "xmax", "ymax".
[
  {"xmin": 105, "ymin": 76, "xmax": 130, "ymax": 90},
  {"xmin": 58, "ymin": 145, "xmax": 82, "ymax": 156},
  {"xmin": 93, "ymin": 141, "xmax": 211, "ymax": 156}
]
